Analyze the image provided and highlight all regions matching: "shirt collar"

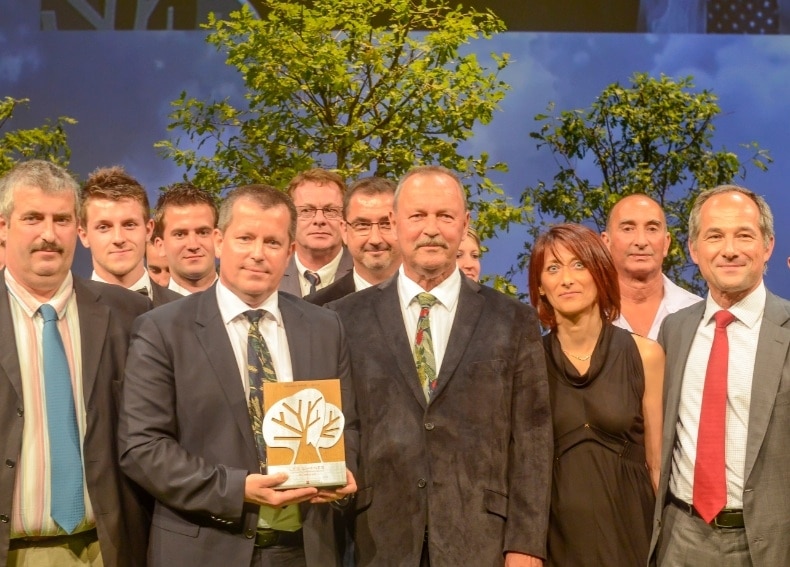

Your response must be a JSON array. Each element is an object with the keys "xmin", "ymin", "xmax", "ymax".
[
  {"xmin": 168, "ymin": 273, "xmax": 217, "ymax": 296},
  {"xmin": 92, "ymin": 269, "xmax": 152, "ymax": 298},
  {"xmin": 216, "ymin": 279, "xmax": 282, "ymax": 327},
  {"xmin": 703, "ymin": 281, "xmax": 766, "ymax": 330},
  {"xmin": 294, "ymin": 248, "xmax": 344, "ymax": 284},
  {"xmin": 352, "ymin": 268, "xmax": 373, "ymax": 291},
  {"xmin": 5, "ymin": 269, "xmax": 75, "ymax": 318},
  {"xmin": 397, "ymin": 265, "xmax": 462, "ymax": 311}
]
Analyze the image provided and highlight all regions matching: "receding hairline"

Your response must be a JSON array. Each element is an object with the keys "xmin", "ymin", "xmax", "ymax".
[
  {"xmin": 394, "ymin": 167, "xmax": 468, "ymax": 212},
  {"xmin": 606, "ymin": 194, "xmax": 667, "ymax": 232}
]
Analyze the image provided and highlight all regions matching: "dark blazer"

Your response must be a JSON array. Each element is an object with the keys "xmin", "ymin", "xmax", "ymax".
[
  {"xmin": 0, "ymin": 273, "xmax": 151, "ymax": 567},
  {"xmin": 150, "ymin": 280, "xmax": 182, "ymax": 307},
  {"xmin": 649, "ymin": 291, "xmax": 790, "ymax": 567},
  {"xmin": 279, "ymin": 248, "xmax": 354, "ymax": 297},
  {"xmin": 305, "ymin": 271, "xmax": 356, "ymax": 306},
  {"xmin": 118, "ymin": 285, "xmax": 358, "ymax": 567},
  {"xmin": 328, "ymin": 274, "xmax": 552, "ymax": 567}
]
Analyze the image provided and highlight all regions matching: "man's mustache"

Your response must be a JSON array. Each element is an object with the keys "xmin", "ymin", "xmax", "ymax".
[
  {"xmin": 415, "ymin": 238, "xmax": 448, "ymax": 249},
  {"xmin": 32, "ymin": 242, "xmax": 64, "ymax": 254}
]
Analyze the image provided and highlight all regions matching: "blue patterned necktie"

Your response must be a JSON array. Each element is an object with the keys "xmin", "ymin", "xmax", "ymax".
[
  {"xmin": 304, "ymin": 271, "xmax": 321, "ymax": 295},
  {"xmin": 413, "ymin": 293, "xmax": 439, "ymax": 401},
  {"xmin": 244, "ymin": 310, "xmax": 278, "ymax": 473},
  {"xmin": 39, "ymin": 303, "xmax": 84, "ymax": 534}
]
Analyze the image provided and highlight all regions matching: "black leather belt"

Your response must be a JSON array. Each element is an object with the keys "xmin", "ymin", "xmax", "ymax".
[
  {"xmin": 10, "ymin": 527, "xmax": 98, "ymax": 549},
  {"xmin": 667, "ymin": 492, "xmax": 745, "ymax": 529},
  {"xmin": 254, "ymin": 528, "xmax": 303, "ymax": 548}
]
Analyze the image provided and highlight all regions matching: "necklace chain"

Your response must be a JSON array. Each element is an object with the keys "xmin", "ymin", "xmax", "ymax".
[{"xmin": 562, "ymin": 349, "xmax": 592, "ymax": 362}]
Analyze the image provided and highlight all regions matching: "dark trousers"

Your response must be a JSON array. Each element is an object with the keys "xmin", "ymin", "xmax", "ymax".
[{"xmin": 251, "ymin": 545, "xmax": 307, "ymax": 567}]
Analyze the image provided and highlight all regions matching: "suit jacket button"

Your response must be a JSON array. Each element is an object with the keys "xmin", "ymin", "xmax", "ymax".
[
  {"xmin": 5, "ymin": 460, "xmax": 14, "ymax": 468},
  {"xmin": 417, "ymin": 479, "xmax": 427, "ymax": 488},
  {"xmin": 0, "ymin": 515, "xmax": 8, "ymax": 523},
  {"xmin": 16, "ymin": 408, "xmax": 22, "ymax": 417},
  {"xmin": 245, "ymin": 528, "xmax": 255, "ymax": 539},
  {"xmin": 424, "ymin": 422, "xmax": 434, "ymax": 431}
]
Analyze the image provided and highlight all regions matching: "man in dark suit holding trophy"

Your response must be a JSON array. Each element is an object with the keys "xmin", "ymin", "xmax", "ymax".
[{"xmin": 119, "ymin": 184, "xmax": 358, "ymax": 567}]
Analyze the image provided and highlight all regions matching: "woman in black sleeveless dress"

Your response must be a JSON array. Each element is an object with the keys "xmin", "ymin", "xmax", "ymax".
[{"xmin": 528, "ymin": 224, "xmax": 665, "ymax": 566}]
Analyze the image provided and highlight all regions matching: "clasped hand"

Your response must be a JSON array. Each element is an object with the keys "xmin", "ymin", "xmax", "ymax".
[{"xmin": 244, "ymin": 469, "xmax": 357, "ymax": 508}]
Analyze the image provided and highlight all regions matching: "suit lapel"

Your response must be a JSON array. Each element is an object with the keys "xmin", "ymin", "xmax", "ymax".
[
  {"xmin": 374, "ymin": 279, "xmax": 428, "ymax": 409},
  {"xmin": 151, "ymin": 281, "xmax": 164, "ymax": 306},
  {"xmin": 74, "ymin": 277, "xmax": 110, "ymax": 407},
  {"xmin": 0, "ymin": 273, "xmax": 23, "ymax": 400},
  {"xmin": 744, "ymin": 292, "xmax": 790, "ymax": 481},
  {"xmin": 431, "ymin": 277, "xmax": 484, "ymax": 400},
  {"xmin": 337, "ymin": 248, "xmax": 354, "ymax": 280},
  {"xmin": 280, "ymin": 293, "xmax": 311, "ymax": 380},
  {"xmin": 194, "ymin": 288, "xmax": 256, "ymax": 450},
  {"xmin": 279, "ymin": 256, "xmax": 301, "ymax": 297}
]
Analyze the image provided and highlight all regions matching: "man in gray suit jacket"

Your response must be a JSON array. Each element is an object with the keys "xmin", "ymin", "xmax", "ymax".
[
  {"xmin": 329, "ymin": 166, "xmax": 551, "ymax": 567},
  {"xmin": 279, "ymin": 169, "xmax": 353, "ymax": 297},
  {"xmin": 119, "ymin": 184, "xmax": 358, "ymax": 566},
  {"xmin": 0, "ymin": 160, "xmax": 150, "ymax": 566},
  {"xmin": 650, "ymin": 185, "xmax": 790, "ymax": 566}
]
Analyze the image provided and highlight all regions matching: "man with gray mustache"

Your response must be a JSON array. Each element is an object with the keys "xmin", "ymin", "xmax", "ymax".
[
  {"xmin": 329, "ymin": 165, "xmax": 551, "ymax": 567},
  {"xmin": 0, "ymin": 160, "xmax": 150, "ymax": 566}
]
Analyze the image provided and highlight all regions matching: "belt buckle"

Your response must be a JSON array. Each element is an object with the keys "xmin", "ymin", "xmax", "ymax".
[
  {"xmin": 255, "ymin": 529, "xmax": 279, "ymax": 548},
  {"xmin": 711, "ymin": 510, "xmax": 743, "ymax": 529}
]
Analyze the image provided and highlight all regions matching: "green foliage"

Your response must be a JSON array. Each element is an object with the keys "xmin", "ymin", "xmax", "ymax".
[
  {"xmin": 519, "ymin": 73, "xmax": 771, "ymax": 294},
  {"xmin": 156, "ymin": 0, "xmax": 528, "ymax": 251},
  {"xmin": 0, "ymin": 97, "xmax": 76, "ymax": 175}
]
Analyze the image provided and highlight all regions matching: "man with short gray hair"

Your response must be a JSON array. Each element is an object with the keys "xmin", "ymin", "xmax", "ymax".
[{"xmin": 0, "ymin": 160, "xmax": 150, "ymax": 566}]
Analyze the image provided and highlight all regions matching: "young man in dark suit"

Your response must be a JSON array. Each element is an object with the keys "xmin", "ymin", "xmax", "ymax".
[
  {"xmin": 0, "ymin": 160, "xmax": 150, "ymax": 566},
  {"xmin": 119, "ymin": 184, "xmax": 358, "ymax": 566},
  {"xmin": 78, "ymin": 166, "xmax": 181, "ymax": 307}
]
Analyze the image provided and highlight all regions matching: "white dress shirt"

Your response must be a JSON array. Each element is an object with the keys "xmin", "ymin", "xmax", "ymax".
[
  {"xmin": 670, "ymin": 282, "xmax": 765, "ymax": 508},
  {"xmin": 215, "ymin": 281, "xmax": 294, "ymax": 393},
  {"xmin": 92, "ymin": 270, "xmax": 153, "ymax": 301},
  {"xmin": 352, "ymin": 269, "xmax": 374, "ymax": 291},
  {"xmin": 214, "ymin": 281, "xmax": 298, "ymax": 530},
  {"xmin": 167, "ymin": 273, "xmax": 218, "ymax": 296},
  {"xmin": 397, "ymin": 267, "xmax": 462, "ymax": 375},
  {"xmin": 612, "ymin": 274, "xmax": 702, "ymax": 340}
]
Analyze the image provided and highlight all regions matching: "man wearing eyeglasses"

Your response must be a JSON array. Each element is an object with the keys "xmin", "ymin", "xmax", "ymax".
[
  {"xmin": 307, "ymin": 177, "xmax": 401, "ymax": 306},
  {"xmin": 279, "ymin": 169, "xmax": 353, "ymax": 297}
]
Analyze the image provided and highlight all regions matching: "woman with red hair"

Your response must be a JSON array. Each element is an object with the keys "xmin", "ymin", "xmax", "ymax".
[{"xmin": 528, "ymin": 223, "xmax": 664, "ymax": 566}]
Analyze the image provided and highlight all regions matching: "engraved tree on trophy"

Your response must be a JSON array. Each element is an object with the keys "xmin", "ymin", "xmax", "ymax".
[{"xmin": 262, "ymin": 388, "xmax": 344, "ymax": 464}]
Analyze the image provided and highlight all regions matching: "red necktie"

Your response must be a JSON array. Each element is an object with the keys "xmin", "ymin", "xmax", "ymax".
[{"xmin": 694, "ymin": 309, "xmax": 736, "ymax": 523}]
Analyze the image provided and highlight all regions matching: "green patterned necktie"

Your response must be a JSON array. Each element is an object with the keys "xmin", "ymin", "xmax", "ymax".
[
  {"xmin": 413, "ymin": 293, "xmax": 439, "ymax": 401},
  {"xmin": 244, "ymin": 310, "xmax": 278, "ymax": 473}
]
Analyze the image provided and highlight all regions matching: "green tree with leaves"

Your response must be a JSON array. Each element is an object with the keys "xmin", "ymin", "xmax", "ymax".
[
  {"xmin": 0, "ymin": 97, "xmax": 76, "ymax": 175},
  {"xmin": 156, "ymin": 0, "xmax": 527, "ymax": 250},
  {"xmin": 519, "ymin": 72, "xmax": 771, "ymax": 294}
]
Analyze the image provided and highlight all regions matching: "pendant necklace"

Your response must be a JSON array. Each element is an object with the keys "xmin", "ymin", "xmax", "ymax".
[{"xmin": 562, "ymin": 349, "xmax": 592, "ymax": 362}]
